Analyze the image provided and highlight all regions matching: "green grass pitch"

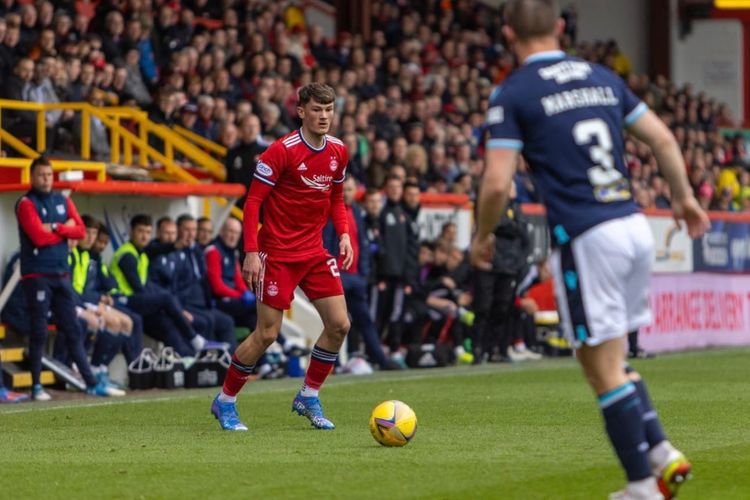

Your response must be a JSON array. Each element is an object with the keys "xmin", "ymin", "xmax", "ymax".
[{"xmin": 2, "ymin": 348, "xmax": 749, "ymax": 499}]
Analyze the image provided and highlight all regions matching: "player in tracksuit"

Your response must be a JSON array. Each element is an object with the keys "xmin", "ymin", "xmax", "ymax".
[
  {"xmin": 89, "ymin": 221, "xmax": 144, "ymax": 362},
  {"xmin": 68, "ymin": 215, "xmax": 138, "ymax": 391},
  {"xmin": 109, "ymin": 214, "xmax": 226, "ymax": 357},
  {"xmin": 15, "ymin": 156, "xmax": 112, "ymax": 400},
  {"xmin": 172, "ymin": 214, "xmax": 236, "ymax": 351},
  {"xmin": 146, "ymin": 216, "xmax": 212, "ymax": 340},
  {"xmin": 472, "ymin": 2, "xmax": 709, "ymax": 498}
]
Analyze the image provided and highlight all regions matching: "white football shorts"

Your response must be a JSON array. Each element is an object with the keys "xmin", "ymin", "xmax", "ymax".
[{"xmin": 549, "ymin": 213, "xmax": 654, "ymax": 348}]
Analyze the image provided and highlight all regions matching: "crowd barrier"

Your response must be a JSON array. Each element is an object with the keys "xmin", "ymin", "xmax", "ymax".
[
  {"xmin": 417, "ymin": 199, "xmax": 750, "ymax": 354},
  {"xmin": 1, "ymin": 188, "xmax": 748, "ymax": 354}
]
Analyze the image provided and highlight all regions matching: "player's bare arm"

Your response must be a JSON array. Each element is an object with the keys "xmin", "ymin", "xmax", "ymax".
[
  {"xmin": 339, "ymin": 234, "xmax": 353, "ymax": 270},
  {"xmin": 470, "ymin": 147, "xmax": 519, "ymax": 270},
  {"xmin": 242, "ymin": 251, "xmax": 261, "ymax": 292},
  {"xmin": 627, "ymin": 109, "xmax": 711, "ymax": 238}
]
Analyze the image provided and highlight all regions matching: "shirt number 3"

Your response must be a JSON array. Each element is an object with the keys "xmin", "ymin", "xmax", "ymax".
[{"xmin": 573, "ymin": 118, "xmax": 630, "ymax": 203}]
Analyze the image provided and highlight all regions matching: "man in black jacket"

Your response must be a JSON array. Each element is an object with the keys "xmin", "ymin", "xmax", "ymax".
[
  {"xmin": 2, "ymin": 58, "xmax": 36, "ymax": 150},
  {"xmin": 472, "ymin": 182, "xmax": 532, "ymax": 363},
  {"xmin": 376, "ymin": 176, "xmax": 417, "ymax": 362},
  {"xmin": 225, "ymin": 114, "xmax": 268, "ymax": 207},
  {"xmin": 402, "ymin": 181, "xmax": 422, "ymax": 289},
  {"xmin": 323, "ymin": 177, "xmax": 397, "ymax": 371}
]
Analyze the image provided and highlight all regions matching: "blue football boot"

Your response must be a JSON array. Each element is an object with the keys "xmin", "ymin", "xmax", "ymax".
[
  {"xmin": 292, "ymin": 392, "xmax": 335, "ymax": 430},
  {"xmin": 211, "ymin": 394, "xmax": 248, "ymax": 431}
]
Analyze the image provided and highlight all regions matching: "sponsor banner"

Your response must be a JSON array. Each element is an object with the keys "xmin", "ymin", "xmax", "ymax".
[
  {"xmin": 640, "ymin": 273, "xmax": 750, "ymax": 352},
  {"xmin": 693, "ymin": 220, "xmax": 750, "ymax": 273},
  {"xmin": 648, "ymin": 216, "xmax": 693, "ymax": 273}
]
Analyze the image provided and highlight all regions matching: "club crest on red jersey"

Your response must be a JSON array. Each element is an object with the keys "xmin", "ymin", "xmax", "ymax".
[{"xmin": 329, "ymin": 156, "xmax": 338, "ymax": 172}]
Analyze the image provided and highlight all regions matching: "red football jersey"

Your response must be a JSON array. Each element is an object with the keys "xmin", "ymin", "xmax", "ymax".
[{"xmin": 245, "ymin": 129, "xmax": 349, "ymax": 260}]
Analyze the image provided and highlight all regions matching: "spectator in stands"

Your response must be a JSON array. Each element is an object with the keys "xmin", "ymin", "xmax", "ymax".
[
  {"xmin": 68, "ymin": 61, "xmax": 94, "ymax": 102},
  {"xmin": 15, "ymin": 156, "xmax": 111, "ymax": 399},
  {"xmin": 74, "ymin": 88, "xmax": 110, "ymax": 159},
  {"xmin": 122, "ymin": 47, "xmax": 152, "ymax": 106},
  {"xmin": 196, "ymin": 217, "xmax": 213, "ymax": 249},
  {"xmin": 260, "ymin": 102, "xmax": 290, "ymax": 140},
  {"xmin": 218, "ymin": 121, "xmax": 238, "ymax": 150},
  {"xmin": 368, "ymin": 139, "xmax": 391, "ymax": 189},
  {"xmin": 225, "ymin": 114, "xmax": 268, "ymax": 194},
  {"xmin": 109, "ymin": 214, "xmax": 225, "ymax": 357},
  {"xmin": 146, "ymin": 88, "xmax": 176, "ymax": 150},
  {"xmin": 3, "ymin": 58, "xmax": 36, "ymax": 151},
  {"xmin": 324, "ymin": 177, "xmax": 398, "ymax": 372},
  {"xmin": 27, "ymin": 55, "xmax": 62, "ymax": 149},
  {"xmin": 101, "ymin": 10, "xmax": 125, "ymax": 62},
  {"xmin": 193, "ymin": 94, "xmax": 218, "ymax": 140}
]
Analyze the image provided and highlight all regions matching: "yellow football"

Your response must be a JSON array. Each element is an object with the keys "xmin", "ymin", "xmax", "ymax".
[{"xmin": 369, "ymin": 400, "xmax": 417, "ymax": 447}]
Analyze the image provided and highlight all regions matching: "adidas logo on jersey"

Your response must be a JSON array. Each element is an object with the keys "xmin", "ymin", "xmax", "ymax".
[{"xmin": 297, "ymin": 162, "xmax": 308, "ymax": 171}]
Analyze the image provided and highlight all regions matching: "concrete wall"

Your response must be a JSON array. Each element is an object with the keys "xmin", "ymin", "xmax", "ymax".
[
  {"xmin": 573, "ymin": 0, "xmax": 649, "ymax": 74},
  {"xmin": 670, "ymin": 0, "xmax": 744, "ymax": 121},
  {"xmin": 480, "ymin": 0, "xmax": 649, "ymax": 74}
]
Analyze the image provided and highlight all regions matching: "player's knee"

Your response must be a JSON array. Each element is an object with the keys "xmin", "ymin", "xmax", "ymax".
[
  {"xmin": 104, "ymin": 315, "xmax": 119, "ymax": 332},
  {"xmin": 327, "ymin": 317, "xmax": 350, "ymax": 340},
  {"xmin": 255, "ymin": 327, "xmax": 279, "ymax": 347},
  {"xmin": 84, "ymin": 317, "xmax": 99, "ymax": 331},
  {"xmin": 120, "ymin": 316, "xmax": 133, "ymax": 335}
]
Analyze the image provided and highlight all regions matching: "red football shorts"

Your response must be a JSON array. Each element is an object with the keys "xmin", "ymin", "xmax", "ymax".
[{"xmin": 257, "ymin": 251, "xmax": 344, "ymax": 310}]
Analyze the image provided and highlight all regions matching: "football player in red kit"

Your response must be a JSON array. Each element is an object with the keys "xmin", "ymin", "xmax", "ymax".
[{"xmin": 211, "ymin": 83, "xmax": 353, "ymax": 431}]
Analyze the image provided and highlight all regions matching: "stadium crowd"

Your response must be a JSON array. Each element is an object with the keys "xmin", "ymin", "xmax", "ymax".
[
  {"xmin": 0, "ymin": 0, "xmax": 746, "ymax": 209},
  {"xmin": 0, "ymin": 0, "xmax": 748, "ymax": 398}
]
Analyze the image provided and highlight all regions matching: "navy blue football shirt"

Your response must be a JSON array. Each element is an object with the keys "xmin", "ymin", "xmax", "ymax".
[{"xmin": 485, "ymin": 50, "xmax": 647, "ymax": 245}]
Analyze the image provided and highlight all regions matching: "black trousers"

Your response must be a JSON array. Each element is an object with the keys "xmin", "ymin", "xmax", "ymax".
[
  {"xmin": 342, "ymin": 273, "xmax": 389, "ymax": 368},
  {"xmin": 124, "ymin": 292, "xmax": 196, "ymax": 356},
  {"xmin": 375, "ymin": 277, "xmax": 406, "ymax": 351},
  {"xmin": 473, "ymin": 271, "xmax": 518, "ymax": 356},
  {"xmin": 22, "ymin": 276, "xmax": 96, "ymax": 387},
  {"xmin": 186, "ymin": 305, "xmax": 237, "ymax": 352}
]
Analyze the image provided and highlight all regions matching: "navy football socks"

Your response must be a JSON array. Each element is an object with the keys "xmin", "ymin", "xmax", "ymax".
[{"xmin": 599, "ymin": 382, "xmax": 652, "ymax": 481}]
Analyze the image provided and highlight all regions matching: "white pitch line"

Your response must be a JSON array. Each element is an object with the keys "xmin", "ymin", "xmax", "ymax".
[{"xmin": 0, "ymin": 360, "xmax": 576, "ymax": 415}]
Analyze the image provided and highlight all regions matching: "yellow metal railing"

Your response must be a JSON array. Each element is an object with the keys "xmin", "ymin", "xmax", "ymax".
[
  {"xmin": 0, "ymin": 157, "xmax": 106, "ymax": 183},
  {"xmin": 0, "ymin": 99, "xmax": 243, "ymax": 219},
  {"xmin": 173, "ymin": 125, "xmax": 228, "ymax": 157}
]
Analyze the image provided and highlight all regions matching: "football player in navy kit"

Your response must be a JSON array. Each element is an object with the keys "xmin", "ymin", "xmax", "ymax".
[{"xmin": 471, "ymin": 1, "xmax": 710, "ymax": 499}]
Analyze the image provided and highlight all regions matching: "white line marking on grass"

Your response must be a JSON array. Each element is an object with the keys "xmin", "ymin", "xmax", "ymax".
[{"xmin": 0, "ymin": 360, "xmax": 579, "ymax": 415}]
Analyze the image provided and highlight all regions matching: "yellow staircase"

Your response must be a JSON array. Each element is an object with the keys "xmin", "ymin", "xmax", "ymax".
[
  {"xmin": 0, "ymin": 324, "xmax": 57, "ymax": 389},
  {"xmin": 0, "ymin": 99, "xmax": 243, "ymax": 220},
  {"xmin": 0, "ymin": 100, "xmax": 245, "ymax": 390}
]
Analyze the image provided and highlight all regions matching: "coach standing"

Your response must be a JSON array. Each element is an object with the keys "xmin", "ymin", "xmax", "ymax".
[{"xmin": 16, "ymin": 156, "xmax": 108, "ymax": 400}]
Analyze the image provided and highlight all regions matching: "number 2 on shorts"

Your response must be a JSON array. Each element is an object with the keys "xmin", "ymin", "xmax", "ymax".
[{"xmin": 326, "ymin": 257, "xmax": 340, "ymax": 277}]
